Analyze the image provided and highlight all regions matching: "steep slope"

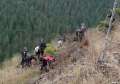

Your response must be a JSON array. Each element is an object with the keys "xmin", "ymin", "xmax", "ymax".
[
  {"xmin": 29, "ymin": 23, "xmax": 120, "ymax": 84},
  {"xmin": 0, "ymin": 23, "xmax": 120, "ymax": 84}
]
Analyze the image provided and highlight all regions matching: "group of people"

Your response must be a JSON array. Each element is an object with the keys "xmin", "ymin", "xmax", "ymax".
[
  {"xmin": 20, "ymin": 23, "xmax": 87, "ymax": 72},
  {"xmin": 19, "ymin": 8, "xmax": 117, "ymax": 72},
  {"xmin": 20, "ymin": 39, "xmax": 54, "ymax": 72}
]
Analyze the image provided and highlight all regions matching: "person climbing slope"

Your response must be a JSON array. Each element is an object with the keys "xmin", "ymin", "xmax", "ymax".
[
  {"xmin": 21, "ymin": 47, "xmax": 29, "ymax": 68},
  {"xmin": 57, "ymin": 39, "xmax": 63, "ymax": 48},
  {"xmin": 39, "ymin": 39, "xmax": 47, "ymax": 56},
  {"xmin": 79, "ymin": 23, "xmax": 87, "ymax": 42},
  {"xmin": 40, "ymin": 54, "xmax": 55, "ymax": 72},
  {"xmin": 75, "ymin": 23, "xmax": 87, "ymax": 42},
  {"xmin": 34, "ymin": 39, "xmax": 47, "ymax": 64},
  {"xmin": 34, "ymin": 45, "xmax": 40, "ymax": 61},
  {"xmin": 75, "ymin": 27, "xmax": 81, "ymax": 41}
]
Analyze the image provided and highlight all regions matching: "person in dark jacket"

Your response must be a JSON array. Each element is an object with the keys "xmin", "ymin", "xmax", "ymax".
[
  {"xmin": 21, "ymin": 47, "xmax": 29, "ymax": 68},
  {"xmin": 39, "ymin": 39, "xmax": 47, "ymax": 56},
  {"xmin": 75, "ymin": 28, "xmax": 81, "ymax": 41},
  {"xmin": 40, "ymin": 58, "xmax": 48, "ymax": 72},
  {"xmin": 75, "ymin": 23, "xmax": 87, "ymax": 42},
  {"xmin": 34, "ymin": 39, "xmax": 46, "ymax": 64},
  {"xmin": 79, "ymin": 23, "xmax": 87, "ymax": 41}
]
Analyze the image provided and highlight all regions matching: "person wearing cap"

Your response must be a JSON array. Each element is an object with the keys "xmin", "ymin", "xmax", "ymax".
[
  {"xmin": 75, "ymin": 23, "xmax": 87, "ymax": 41},
  {"xmin": 20, "ymin": 47, "xmax": 29, "ymax": 68},
  {"xmin": 39, "ymin": 39, "xmax": 47, "ymax": 56},
  {"xmin": 79, "ymin": 23, "xmax": 87, "ymax": 42}
]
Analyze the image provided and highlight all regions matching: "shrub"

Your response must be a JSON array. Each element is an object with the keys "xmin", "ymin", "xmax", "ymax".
[
  {"xmin": 97, "ymin": 20, "xmax": 109, "ymax": 32},
  {"xmin": 115, "ymin": 8, "xmax": 120, "ymax": 16},
  {"xmin": 45, "ymin": 43, "xmax": 58, "ymax": 56}
]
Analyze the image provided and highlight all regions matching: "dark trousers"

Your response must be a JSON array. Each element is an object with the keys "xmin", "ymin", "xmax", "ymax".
[
  {"xmin": 40, "ymin": 50, "xmax": 44, "ymax": 56},
  {"xmin": 36, "ymin": 50, "xmax": 44, "ymax": 64},
  {"xmin": 21, "ymin": 58, "xmax": 30, "ymax": 68},
  {"xmin": 41, "ymin": 59, "xmax": 48, "ymax": 72},
  {"xmin": 76, "ymin": 32, "xmax": 84, "ymax": 41}
]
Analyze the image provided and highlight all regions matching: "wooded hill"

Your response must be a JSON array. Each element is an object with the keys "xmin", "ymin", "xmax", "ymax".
[{"xmin": 0, "ymin": 0, "xmax": 113, "ymax": 62}]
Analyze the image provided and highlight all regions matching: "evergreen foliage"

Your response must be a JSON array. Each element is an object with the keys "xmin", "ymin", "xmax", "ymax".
[{"xmin": 0, "ymin": 0, "xmax": 113, "ymax": 62}]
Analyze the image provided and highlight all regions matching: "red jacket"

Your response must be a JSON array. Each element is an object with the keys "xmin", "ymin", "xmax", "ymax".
[{"xmin": 43, "ymin": 55, "xmax": 55, "ymax": 61}]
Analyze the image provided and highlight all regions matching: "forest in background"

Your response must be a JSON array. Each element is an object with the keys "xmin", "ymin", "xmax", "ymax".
[{"xmin": 0, "ymin": 0, "xmax": 113, "ymax": 62}]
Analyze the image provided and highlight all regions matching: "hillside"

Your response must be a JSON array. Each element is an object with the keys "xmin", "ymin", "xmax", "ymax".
[
  {"xmin": 0, "ymin": 0, "xmax": 113, "ymax": 62},
  {"xmin": 0, "ymin": 23, "xmax": 120, "ymax": 84},
  {"xmin": 28, "ymin": 23, "xmax": 120, "ymax": 84}
]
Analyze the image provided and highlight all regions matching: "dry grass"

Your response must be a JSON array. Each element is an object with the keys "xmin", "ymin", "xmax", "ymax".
[
  {"xmin": 0, "ymin": 55, "xmax": 40, "ymax": 84},
  {"xmin": 0, "ymin": 23, "xmax": 120, "ymax": 84}
]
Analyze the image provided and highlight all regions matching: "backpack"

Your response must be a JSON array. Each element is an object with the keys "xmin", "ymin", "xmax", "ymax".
[{"xmin": 35, "ymin": 46, "xmax": 40, "ymax": 53}]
